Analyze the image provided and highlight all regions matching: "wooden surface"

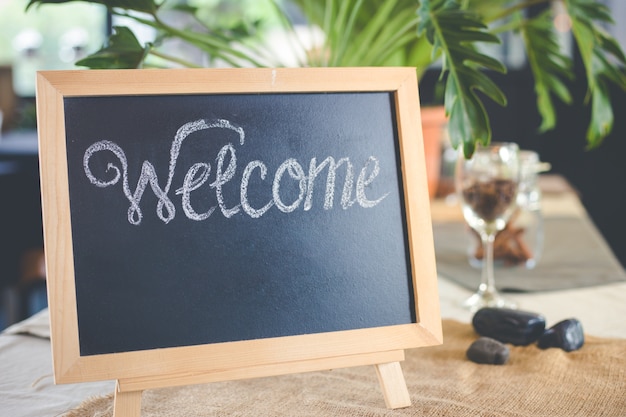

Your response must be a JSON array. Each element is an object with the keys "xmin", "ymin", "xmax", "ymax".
[
  {"xmin": 375, "ymin": 361, "xmax": 412, "ymax": 409},
  {"xmin": 113, "ymin": 382, "xmax": 142, "ymax": 417}
]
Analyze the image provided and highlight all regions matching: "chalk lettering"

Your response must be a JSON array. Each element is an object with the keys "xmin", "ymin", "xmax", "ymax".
[
  {"xmin": 241, "ymin": 161, "xmax": 274, "ymax": 218},
  {"xmin": 356, "ymin": 156, "xmax": 389, "ymax": 208},
  {"xmin": 84, "ymin": 119, "xmax": 244, "ymax": 224},
  {"xmin": 304, "ymin": 157, "xmax": 355, "ymax": 211},
  {"xmin": 83, "ymin": 118, "xmax": 389, "ymax": 225},
  {"xmin": 272, "ymin": 159, "xmax": 307, "ymax": 213},
  {"xmin": 211, "ymin": 143, "xmax": 240, "ymax": 218},
  {"xmin": 177, "ymin": 162, "xmax": 214, "ymax": 221},
  {"xmin": 83, "ymin": 140, "xmax": 175, "ymax": 225}
]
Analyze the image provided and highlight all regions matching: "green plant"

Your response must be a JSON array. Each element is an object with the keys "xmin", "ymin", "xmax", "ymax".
[{"xmin": 27, "ymin": 0, "xmax": 626, "ymax": 156}]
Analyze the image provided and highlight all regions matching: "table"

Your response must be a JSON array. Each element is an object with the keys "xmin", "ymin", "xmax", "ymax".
[
  {"xmin": 0, "ymin": 130, "xmax": 39, "ymax": 173},
  {"xmin": 436, "ymin": 176, "xmax": 626, "ymax": 333},
  {"xmin": 1, "ymin": 179, "xmax": 625, "ymax": 416}
]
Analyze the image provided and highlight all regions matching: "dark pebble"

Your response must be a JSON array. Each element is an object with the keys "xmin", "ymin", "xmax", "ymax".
[
  {"xmin": 466, "ymin": 337, "xmax": 510, "ymax": 365},
  {"xmin": 537, "ymin": 319, "xmax": 585, "ymax": 352},
  {"xmin": 472, "ymin": 307, "xmax": 546, "ymax": 346}
]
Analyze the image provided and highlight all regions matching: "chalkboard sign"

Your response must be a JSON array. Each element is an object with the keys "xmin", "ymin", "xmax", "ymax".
[{"xmin": 37, "ymin": 68, "xmax": 441, "ymax": 410}]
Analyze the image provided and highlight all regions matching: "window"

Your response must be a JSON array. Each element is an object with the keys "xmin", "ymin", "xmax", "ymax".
[{"xmin": 0, "ymin": 2, "xmax": 107, "ymax": 97}]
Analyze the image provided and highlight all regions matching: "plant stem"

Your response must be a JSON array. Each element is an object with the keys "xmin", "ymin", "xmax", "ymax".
[
  {"xmin": 269, "ymin": 0, "xmax": 308, "ymax": 67},
  {"xmin": 490, "ymin": 17, "xmax": 526, "ymax": 35},
  {"xmin": 484, "ymin": 0, "xmax": 552, "ymax": 24},
  {"xmin": 117, "ymin": 10, "xmax": 267, "ymax": 68},
  {"xmin": 148, "ymin": 49, "xmax": 202, "ymax": 68}
]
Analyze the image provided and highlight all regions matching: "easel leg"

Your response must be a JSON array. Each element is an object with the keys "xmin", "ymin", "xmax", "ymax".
[
  {"xmin": 113, "ymin": 381, "xmax": 142, "ymax": 417},
  {"xmin": 375, "ymin": 361, "xmax": 411, "ymax": 409}
]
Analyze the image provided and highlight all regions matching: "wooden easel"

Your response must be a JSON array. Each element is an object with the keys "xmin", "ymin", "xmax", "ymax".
[
  {"xmin": 113, "ymin": 352, "xmax": 411, "ymax": 417},
  {"xmin": 37, "ymin": 68, "xmax": 443, "ymax": 417}
]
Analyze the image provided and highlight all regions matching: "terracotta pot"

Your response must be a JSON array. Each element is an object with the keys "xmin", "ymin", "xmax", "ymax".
[{"xmin": 420, "ymin": 106, "xmax": 447, "ymax": 198}]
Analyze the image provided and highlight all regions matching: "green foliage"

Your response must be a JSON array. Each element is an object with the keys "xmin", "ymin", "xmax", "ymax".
[
  {"xmin": 520, "ymin": 10, "xmax": 574, "ymax": 134},
  {"xmin": 111, "ymin": 8, "xmax": 267, "ymax": 68},
  {"xmin": 76, "ymin": 26, "xmax": 148, "ymax": 69},
  {"xmin": 287, "ymin": 0, "xmax": 424, "ymax": 67},
  {"xmin": 25, "ymin": 0, "xmax": 626, "ymax": 155},
  {"xmin": 26, "ymin": 0, "xmax": 158, "ymax": 14},
  {"xmin": 564, "ymin": 0, "xmax": 626, "ymax": 148},
  {"xmin": 418, "ymin": 0, "xmax": 506, "ymax": 157},
  {"xmin": 29, "ymin": 0, "xmax": 274, "ymax": 68}
]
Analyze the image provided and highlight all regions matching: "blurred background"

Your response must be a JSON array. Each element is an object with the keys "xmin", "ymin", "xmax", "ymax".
[{"xmin": 0, "ymin": 0, "xmax": 624, "ymax": 330}]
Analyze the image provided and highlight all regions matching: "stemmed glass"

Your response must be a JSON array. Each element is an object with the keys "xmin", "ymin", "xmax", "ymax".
[{"xmin": 455, "ymin": 142, "xmax": 521, "ymax": 311}]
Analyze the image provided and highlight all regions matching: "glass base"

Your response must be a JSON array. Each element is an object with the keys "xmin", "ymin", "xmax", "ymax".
[{"xmin": 462, "ymin": 291, "xmax": 517, "ymax": 312}]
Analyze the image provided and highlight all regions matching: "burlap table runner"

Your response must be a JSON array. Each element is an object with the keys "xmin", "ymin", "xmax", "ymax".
[{"xmin": 62, "ymin": 320, "xmax": 626, "ymax": 417}]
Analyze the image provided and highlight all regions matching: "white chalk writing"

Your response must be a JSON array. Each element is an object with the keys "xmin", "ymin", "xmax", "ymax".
[{"xmin": 83, "ymin": 119, "xmax": 389, "ymax": 225}]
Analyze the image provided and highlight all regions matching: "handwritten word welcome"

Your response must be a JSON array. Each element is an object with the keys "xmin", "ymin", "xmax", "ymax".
[{"xmin": 83, "ymin": 119, "xmax": 389, "ymax": 225}]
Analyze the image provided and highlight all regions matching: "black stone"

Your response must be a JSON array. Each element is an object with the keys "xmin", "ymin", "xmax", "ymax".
[
  {"xmin": 472, "ymin": 307, "xmax": 546, "ymax": 346},
  {"xmin": 466, "ymin": 337, "xmax": 510, "ymax": 365},
  {"xmin": 537, "ymin": 319, "xmax": 585, "ymax": 352}
]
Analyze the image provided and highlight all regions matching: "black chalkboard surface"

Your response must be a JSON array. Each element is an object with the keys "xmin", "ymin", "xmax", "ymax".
[
  {"xmin": 65, "ymin": 92, "xmax": 413, "ymax": 355},
  {"xmin": 37, "ymin": 68, "xmax": 441, "ymax": 401}
]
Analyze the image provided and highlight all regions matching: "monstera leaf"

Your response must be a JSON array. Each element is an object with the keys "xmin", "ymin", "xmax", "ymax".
[
  {"xmin": 564, "ymin": 0, "xmax": 626, "ymax": 148},
  {"xmin": 418, "ymin": 0, "xmax": 507, "ymax": 157},
  {"xmin": 520, "ymin": 10, "xmax": 574, "ymax": 133},
  {"xmin": 25, "ymin": 0, "xmax": 626, "ymax": 154}
]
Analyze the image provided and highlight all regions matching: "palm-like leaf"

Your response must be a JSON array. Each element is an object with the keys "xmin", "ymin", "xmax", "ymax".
[
  {"xmin": 288, "ymin": 0, "xmax": 421, "ymax": 67},
  {"xmin": 565, "ymin": 0, "xmax": 626, "ymax": 148},
  {"xmin": 418, "ymin": 0, "xmax": 507, "ymax": 157},
  {"xmin": 520, "ymin": 10, "xmax": 574, "ymax": 133},
  {"xmin": 25, "ymin": 0, "xmax": 626, "ymax": 154}
]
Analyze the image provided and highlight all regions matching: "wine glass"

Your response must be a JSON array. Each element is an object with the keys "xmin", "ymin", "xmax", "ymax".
[{"xmin": 455, "ymin": 142, "xmax": 520, "ymax": 311}]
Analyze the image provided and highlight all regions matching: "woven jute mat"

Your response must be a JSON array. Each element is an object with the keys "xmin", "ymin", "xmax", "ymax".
[{"xmin": 63, "ymin": 320, "xmax": 626, "ymax": 417}]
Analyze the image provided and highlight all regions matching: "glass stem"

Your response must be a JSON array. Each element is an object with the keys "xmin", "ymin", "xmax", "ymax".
[{"xmin": 480, "ymin": 232, "xmax": 497, "ymax": 296}]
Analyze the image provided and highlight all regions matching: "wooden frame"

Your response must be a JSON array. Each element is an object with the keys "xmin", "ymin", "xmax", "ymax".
[{"xmin": 36, "ymin": 67, "xmax": 441, "ymax": 415}]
